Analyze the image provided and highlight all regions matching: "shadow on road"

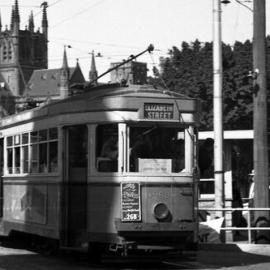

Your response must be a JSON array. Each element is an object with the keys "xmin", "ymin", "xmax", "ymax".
[{"xmin": 197, "ymin": 249, "xmax": 270, "ymax": 268}]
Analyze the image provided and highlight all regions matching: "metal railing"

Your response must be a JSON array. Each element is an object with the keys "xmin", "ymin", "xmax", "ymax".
[{"xmin": 197, "ymin": 207, "xmax": 270, "ymax": 244}]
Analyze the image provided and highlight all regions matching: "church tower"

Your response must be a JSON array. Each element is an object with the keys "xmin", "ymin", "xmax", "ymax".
[
  {"xmin": 59, "ymin": 46, "xmax": 70, "ymax": 99},
  {"xmin": 89, "ymin": 51, "xmax": 98, "ymax": 85},
  {"xmin": 0, "ymin": 0, "xmax": 48, "ymax": 97}
]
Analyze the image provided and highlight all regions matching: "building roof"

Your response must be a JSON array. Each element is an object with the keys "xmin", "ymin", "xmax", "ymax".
[{"xmin": 24, "ymin": 66, "xmax": 85, "ymax": 98}]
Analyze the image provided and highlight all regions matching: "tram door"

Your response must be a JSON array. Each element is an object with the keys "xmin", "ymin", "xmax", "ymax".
[{"xmin": 64, "ymin": 125, "xmax": 88, "ymax": 247}]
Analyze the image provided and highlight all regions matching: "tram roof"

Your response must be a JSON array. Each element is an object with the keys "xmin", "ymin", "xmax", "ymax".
[{"xmin": 0, "ymin": 83, "xmax": 199, "ymax": 128}]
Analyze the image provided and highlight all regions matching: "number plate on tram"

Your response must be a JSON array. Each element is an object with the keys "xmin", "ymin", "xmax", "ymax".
[{"xmin": 121, "ymin": 182, "xmax": 141, "ymax": 222}]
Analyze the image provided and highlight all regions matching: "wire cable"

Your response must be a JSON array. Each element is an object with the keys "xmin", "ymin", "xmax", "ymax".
[
  {"xmin": 51, "ymin": 0, "xmax": 108, "ymax": 28},
  {"xmin": 20, "ymin": 0, "xmax": 64, "ymax": 26},
  {"xmin": 149, "ymin": 52, "xmax": 194, "ymax": 139},
  {"xmin": 235, "ymin": 0, "xmax": 253, "ymax": 12}
]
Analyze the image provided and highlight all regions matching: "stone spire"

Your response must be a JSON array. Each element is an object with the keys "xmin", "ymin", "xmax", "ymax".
[
  {"xmin": 89, "ymin": 51, "xmax": 98, "ymax": 84},
  {"xmin": 62, "ymin": 46, "xmax": 69, "ymax": 69},
  {"xmin": 10, "ymin": 5, "xmax": 15, "ymax": 30},
  {"xmin": 14, "ymin": 0, "xmax": 20, "ymax": 24},
  {"xmin": 10, "ymin": 0, "xmax": 20, "ymax": 33},
  {"xmin": 41, "ymin": 2, "xmax": 48, "ymax": 37},
  {"xmin": 28, "ymin": 11, "xmax": 34, "ymax": 32},
  {"xmin": 59, "ymin": 46, "xmax": 70, "ymax": 99}
]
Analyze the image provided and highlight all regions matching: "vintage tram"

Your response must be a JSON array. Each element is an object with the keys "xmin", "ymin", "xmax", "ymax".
[{"xmin": 0, "ymin": 83, "xmax": 200, "ymax": 254}]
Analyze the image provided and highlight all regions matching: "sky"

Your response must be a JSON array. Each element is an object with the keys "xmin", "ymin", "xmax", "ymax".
[{"xmin": 1, "ymin": 0, "xmax": 270, "ymax": 82}]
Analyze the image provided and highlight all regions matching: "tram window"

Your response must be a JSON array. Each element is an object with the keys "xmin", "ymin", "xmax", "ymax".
[
  {"xmin": 96, "ymin": 124, "xmax": 118, "ymax": 172},
  {"xmin": 30, "ymin": 144, "xmax": 39, "ymax": 173},
  {"xmin": 22, "ymin": 146, "xmax": 29, "ymax": 173},
  {"xmin": 7, "ymin": 136, "xmax": 12, "ymax": 147},
  {"xmin": 30, "ymin": 131, "xmax": 38, "ymax": 143},
  {"xmin": 14, "ymin": 147, "xmax": 20, "ymax": 174},
  {"xmin": 39, "ymin": 130, "xmax": 47, "ymax": 142},
  {"xmin": 129, "ymin": 126, "xmax": 185, "ymax": 173},
  {"xmin": 22, "ymin": 133, "xmax": 29, "ymax": 144},
  {"xmin": 6, "ymin": 128, "xmax": 58, "ymax": 175},
  {"xmin": 49, "ymin": 128, "xmax": 57, "ymax": 140},
  {"xmin": 49, "ymin": 141, "xmax": 58, "ymax": 172},
  {"xmin": 7, "ymin": 148, "xmax": 13, "ymax": 174},
  {"xmin": 39, "ymin": 143, "xmax": 48, "ymax": 173},
  {"xmin": 14, "ymin": 135, "xmax": 20, "ymax": 145}
]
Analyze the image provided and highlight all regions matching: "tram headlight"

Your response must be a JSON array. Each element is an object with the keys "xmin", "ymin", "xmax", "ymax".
[{"xmin": 153, "ymin": 203, "xmax": 170, "ymax": 221}]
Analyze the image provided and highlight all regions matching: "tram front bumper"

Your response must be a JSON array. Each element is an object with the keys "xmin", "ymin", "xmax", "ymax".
[
  {"xmin": 115, "ymin": 219, "xmax": 196, "ymax": 246},
  {"xmin": 115, "ymin": 219, "xmax": 195, "ymax": 233}
]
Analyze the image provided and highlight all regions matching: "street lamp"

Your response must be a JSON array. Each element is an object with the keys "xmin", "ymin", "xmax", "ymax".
[
  {"xmin": 221, "ymin": 0, "xmax": 230, "ymax": 4},
  {"xmin": 221, "ymin": 0, "xmax": 253, "ymax": 12}
]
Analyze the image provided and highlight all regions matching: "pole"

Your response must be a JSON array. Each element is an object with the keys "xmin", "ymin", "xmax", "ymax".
[
  {"xmin": 253, "ymin": 1, "xmax": 269, "ymax": 222},
  {"xmin": 213, "ymin": 0, "xmax": 224, "ymax": 217}
]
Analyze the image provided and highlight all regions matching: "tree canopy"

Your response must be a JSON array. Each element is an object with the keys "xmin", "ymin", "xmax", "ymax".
[{"xmin": 151, "ymin": 38, "xmax": 270, "ymax": 131}]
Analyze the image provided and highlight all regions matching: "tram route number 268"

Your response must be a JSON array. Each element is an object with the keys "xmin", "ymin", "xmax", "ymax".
[
  {"xmin": 122, "ymin": 213, "xmax": 139, "ymax": 221},
  {"xmin": 121, "ymin": 182, "xmax": 141, "ymax": 222}
]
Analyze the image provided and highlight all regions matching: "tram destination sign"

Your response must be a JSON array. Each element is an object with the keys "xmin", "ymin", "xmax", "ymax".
[
  {"xmin": 121, "ymin": 182, "xmax": 141, "ymax": 222},
  {"xmin": 144, "ymin": 103, "xmax": 173, "ymax": 120}
]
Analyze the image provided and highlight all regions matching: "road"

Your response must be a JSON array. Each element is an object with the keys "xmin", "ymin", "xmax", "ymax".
[{"xmin": 0, "ymin": 241, "xmax": 270, "ymax": 269}]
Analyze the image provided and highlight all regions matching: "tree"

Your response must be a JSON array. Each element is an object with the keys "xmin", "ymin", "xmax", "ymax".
[{"xmin": 155, "ymin": 39, "xmax": 256, "ymax": 130}]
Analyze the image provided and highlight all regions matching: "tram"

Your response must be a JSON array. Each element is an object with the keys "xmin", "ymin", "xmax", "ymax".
[{"xmin": 0, "ymin": 83, "xmax": 200, "ymax": 254}]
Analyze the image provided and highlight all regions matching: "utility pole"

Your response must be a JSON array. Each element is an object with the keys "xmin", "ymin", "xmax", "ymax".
[
  {"xmin": 253, "ymin": 0, "xmax": 269, "ymax": 222},
  {"xmin": 213, "ymin": 0, "xmax": 224, "ymax": 217}
]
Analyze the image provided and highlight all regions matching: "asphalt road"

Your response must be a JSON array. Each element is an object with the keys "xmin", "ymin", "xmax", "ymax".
[{"xmin": 0, "ymin": 242, "xmax": 270, "ymax": 269}]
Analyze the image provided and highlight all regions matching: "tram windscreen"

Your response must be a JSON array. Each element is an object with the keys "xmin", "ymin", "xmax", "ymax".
[
  {"xmin": 96, "ymin": 124, "xmax": 118, "ymax": 172},
  {"xmin": 129, "ymin": 126, "xmax": 185, "ymax": 173}
]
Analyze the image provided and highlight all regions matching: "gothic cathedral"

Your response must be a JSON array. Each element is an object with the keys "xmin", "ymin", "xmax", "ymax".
[{"xmin": 0, "ymin": 0, "xmax": 48, "ymax": 98}]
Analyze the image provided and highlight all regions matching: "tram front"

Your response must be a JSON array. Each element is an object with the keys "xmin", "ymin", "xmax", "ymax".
[{"xmin": 114, "ymin": 96, "xmax": 200, "ymax": 251}]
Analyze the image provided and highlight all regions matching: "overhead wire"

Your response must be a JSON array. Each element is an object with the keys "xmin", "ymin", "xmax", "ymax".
[
  {"xmin": 51, "ymin": 0, "xmax": 108, "ymax": 28},
  {"xmin": 0, "ymin": 5, "xmax": 40, "ymax": 8},
  {"xmin": 235, "ymin": 0, "xmax": 253, "ymax": 12},
  {"xmin": 49, "ymin": 0, "xmax": 64, "ymax": 8},
  {"xmin": 21, "ymin": 0, "xmax": 64, "ymax": 26},
  {"xmin": 149, "ymin": 50, "xmax": 194, "ymax": 139},
  {"xmin": 149, "ymin": 53, "xmax": 190, "ymax": 131},
  {"xmin": 50, "ymin": 37, "xmax": 148, "ymax": 50}
]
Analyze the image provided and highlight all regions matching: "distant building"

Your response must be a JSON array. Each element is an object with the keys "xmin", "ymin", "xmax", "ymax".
[
  {"xmin": 110, "ymin": 61, "xmax": 147, "ymax": 85},
  {"xmin": 0, "ymin": 73, "xmax": 15, "ymax": 116},
  {"xmin": 89, "ymin": 51, "xmax": 98, "ymax": 86},
  {"xmin": 22, "ymin": 49, "xmax": 85, "ymax": 103},
  {"xmin": 0, "ymin": 1, "xmax": 149, "ymax": 116},
  {"xmin": 0, "ymin": 1, "xmax": 48, "ymax": 98},
  {"xmin": 0, "ymin": 1, "xmax": 86, "ymax": 114}
]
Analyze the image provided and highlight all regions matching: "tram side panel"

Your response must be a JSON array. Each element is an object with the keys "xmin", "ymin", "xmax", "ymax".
[{"xmin": 2, "ymin": 178, "xmax": 61, "ymax": 239}]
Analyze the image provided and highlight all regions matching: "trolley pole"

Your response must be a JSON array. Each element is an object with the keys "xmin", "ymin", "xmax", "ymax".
[
  {"xmin": 253, "ymin": 0, "xmax": 269, "ymax": 223},
  {"xmin": 213, "ymin": 0, "xmax": 224, "ymax": 217}
]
